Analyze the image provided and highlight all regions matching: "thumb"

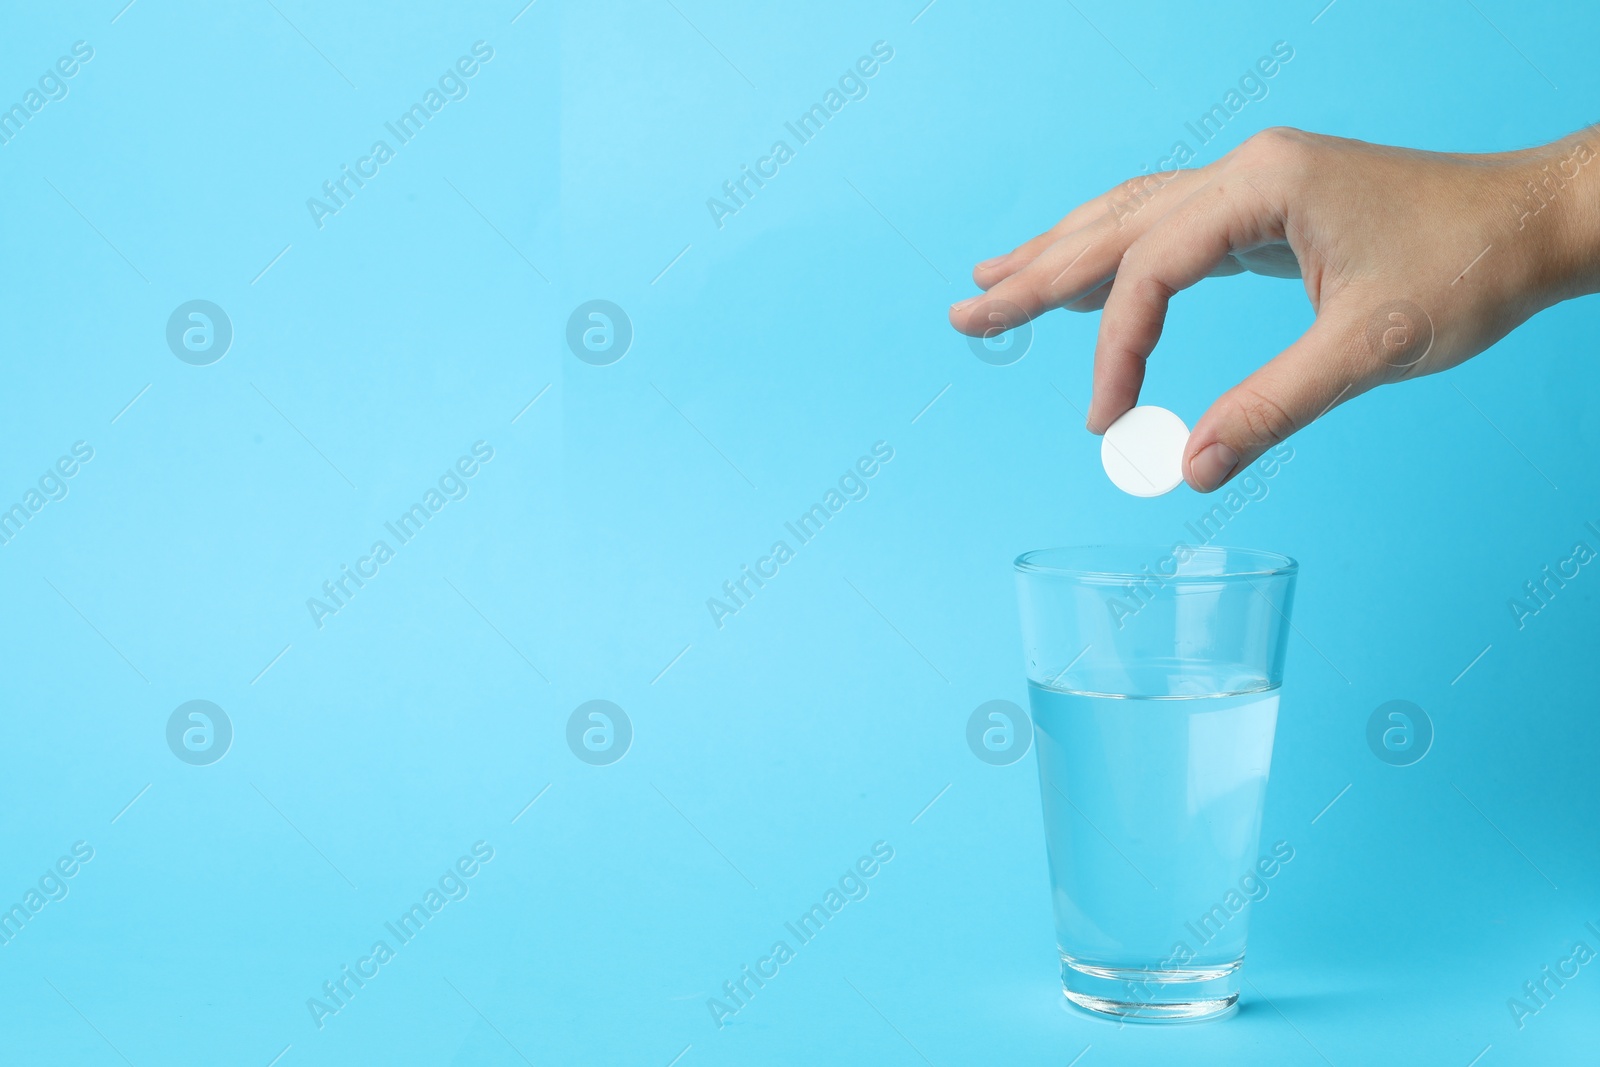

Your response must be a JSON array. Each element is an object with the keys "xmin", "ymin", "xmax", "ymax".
[{"xmin": 1184, "ymin": 313, "xmax": 1368, "ymax": 492}]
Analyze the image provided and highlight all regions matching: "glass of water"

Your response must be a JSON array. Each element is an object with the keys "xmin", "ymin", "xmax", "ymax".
[{"xmin": 1014, "ymin": 545, "xmax": 1298, "ymax": 1021}]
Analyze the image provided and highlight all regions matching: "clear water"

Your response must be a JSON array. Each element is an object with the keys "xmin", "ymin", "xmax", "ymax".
[{"xmin": 1029, "ymin": 677, "xmax": 1279, "ymax": 977}]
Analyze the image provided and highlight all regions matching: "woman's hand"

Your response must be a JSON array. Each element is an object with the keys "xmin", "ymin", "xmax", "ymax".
[{"xmin": 949, "ymin": 126, "xmax": 1600, "ymax": 491}]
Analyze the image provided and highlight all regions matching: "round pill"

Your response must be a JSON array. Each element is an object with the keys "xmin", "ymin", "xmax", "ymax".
[{"xmin": 1101, "ymin": 405, "xmax": 1189, "ymax": 497}]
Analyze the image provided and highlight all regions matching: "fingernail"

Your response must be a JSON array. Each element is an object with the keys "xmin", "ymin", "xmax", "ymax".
[
  {"xmin": 1188, "ymin": 442, "xmax": 1239, "ymax": 492},
  {"xmin": 976, "ymin": 255, "xmax": 1006, "ymax": 272},
  {"xmin": 950, "ymin": 296, "xmax": 978, "ymax": 313}
]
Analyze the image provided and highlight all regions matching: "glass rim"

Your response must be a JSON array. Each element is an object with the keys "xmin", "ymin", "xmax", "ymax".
[{"xmin": 1014, "ymin": 544, "xmax": 1298, "ymax": 582}]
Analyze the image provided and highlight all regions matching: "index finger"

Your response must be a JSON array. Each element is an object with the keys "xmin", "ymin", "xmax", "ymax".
[{"xmin": 1087, "ymin": 178, "xmax": 1279, "ymax": 431}]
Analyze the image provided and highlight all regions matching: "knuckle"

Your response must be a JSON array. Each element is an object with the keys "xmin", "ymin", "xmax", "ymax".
[
  {"xmin": 1106, "ymin": 173, "xmax": 1170, "ymax": 226},
  {"xmin": 1116, "ymin": 174, "xmax": 1159, "ymax": 202},
  {"xmin": 1357, "ymin": 299, "xmax": 1438, "ymax": 384},
  {"xmin": 1112, "ymin": 246, "xmax": 1176, "ymax": 306},
  {"xmin": 1367, "ymin": 352, "xmax": 1415, "ymax": 386},
  {"xmin": 1236, "ymin": 126, "xmax": 1314, "ymax": 176},
  {"xmin": 1010, "ymin": 272, "xmax": 1054, "ymax": 312},
  {"xmin": 1250, "ymin": 125, "xmax": 1305, "ymax": 151},
  {"xmin": 1131, "ymin": 271, "xmax": 1177, "ymax": 306},
  {"xmin": 1230, "ymin": 384, "xmax": 1298, "ymax": 445}
]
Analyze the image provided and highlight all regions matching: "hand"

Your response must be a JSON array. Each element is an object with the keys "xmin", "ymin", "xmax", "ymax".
[{"xmin": 948, "ymin": 126, "xmax": 1600, "ymax": 491}]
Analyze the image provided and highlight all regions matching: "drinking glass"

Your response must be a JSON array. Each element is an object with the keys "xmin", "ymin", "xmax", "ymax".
[{"xmin": 1014, "ymin": 544, "xmax": 1298, "ymax": 1021}]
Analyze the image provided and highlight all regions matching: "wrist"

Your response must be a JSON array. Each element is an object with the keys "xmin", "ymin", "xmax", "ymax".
[{"xmin": 1520, "ymin": 129, "xmax": 1600, "ymax": 303}]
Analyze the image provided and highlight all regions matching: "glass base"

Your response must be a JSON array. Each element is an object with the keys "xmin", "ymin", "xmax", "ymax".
[{"xmin": 1061, "ymin": 955, "xmax": 1241, "ymax": 1022}]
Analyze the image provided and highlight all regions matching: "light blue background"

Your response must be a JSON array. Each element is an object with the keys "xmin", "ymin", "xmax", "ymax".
[{"xmin": 1, "ymin": 0, "xmax": 1596, "ymax": 1063}]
